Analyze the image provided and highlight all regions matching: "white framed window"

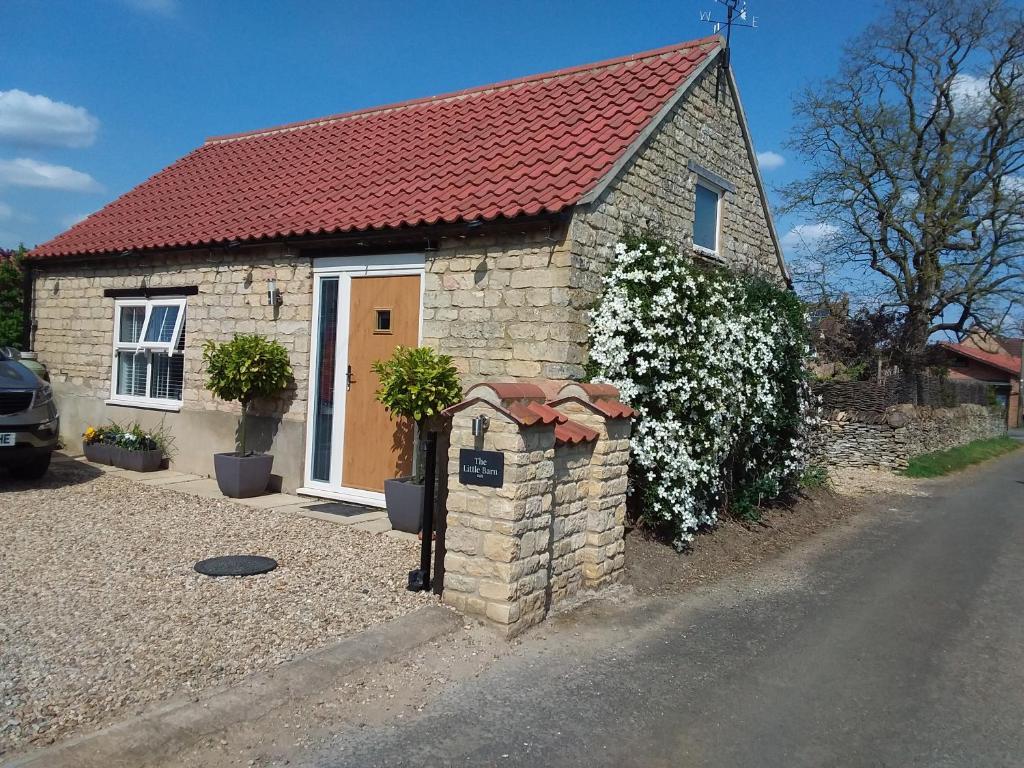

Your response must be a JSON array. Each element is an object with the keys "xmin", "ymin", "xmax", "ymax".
[
  {"xmin": 693, "ymin": 179, "xmax": 723, "ymax": 255},
  {"xmin": 109, "ymin": 297, "xmax": 187, "ymax": 410}
]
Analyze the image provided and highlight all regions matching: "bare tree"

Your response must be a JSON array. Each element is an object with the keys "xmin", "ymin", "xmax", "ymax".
[{"xmin": 783, "ymin": 0, "xmax": 1024, "ymax": 390}]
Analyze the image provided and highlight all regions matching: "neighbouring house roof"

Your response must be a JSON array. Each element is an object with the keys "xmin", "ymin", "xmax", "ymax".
[
  {"xmin": 998, "ymin": 336, "xmax": 1023, "ymax": 359},
  {"xmin": 941, "ymin": 341, "xmax": 1022, "ymax": 378},
  {"xmin": 32, "ymin": 37, "xmax": 724, "ymax": 260}
]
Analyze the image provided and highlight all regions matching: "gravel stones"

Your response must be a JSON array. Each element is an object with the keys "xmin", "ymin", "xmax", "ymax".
[{"xmin": 0, "ymin": 460, "xmax": 426, "ymax": 756}]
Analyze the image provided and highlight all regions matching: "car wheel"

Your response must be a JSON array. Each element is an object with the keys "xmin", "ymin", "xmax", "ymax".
[{"xmin": 9, "ymin": 453, "xmax": 51, "ymax": 480}]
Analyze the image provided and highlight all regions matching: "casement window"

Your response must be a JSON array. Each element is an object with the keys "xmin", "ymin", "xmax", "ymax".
[
  {"xmin": 110, "ymin": 297, "xmax": 186, "ymax": 409},
  {"xmin": 687, "ymin": 161, "xmax": 734, "ymax": 258},
  {"xmin": 693, "ymin": 179, "xmax": 723, "ymax": 255}
]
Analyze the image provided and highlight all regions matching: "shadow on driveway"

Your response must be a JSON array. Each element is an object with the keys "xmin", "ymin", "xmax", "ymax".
[{"xmin": 0, "ymin": 453, "xmax": 103, "ymax": 493}]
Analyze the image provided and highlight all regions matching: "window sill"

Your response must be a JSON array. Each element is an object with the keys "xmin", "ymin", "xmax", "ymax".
[
  {"xmin": 693, "ymin": 245, "xmax": 725, "ymax": 262},
  {"xmin": 105, "ymin": 398, "xmax": 183, "ymax": 413}
]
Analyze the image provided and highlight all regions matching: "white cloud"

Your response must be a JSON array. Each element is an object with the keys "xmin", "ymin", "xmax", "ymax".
[
  {"xmin": 0, "ymin": 90, "xmax": 99, "ymax": 149},
  {"xmin": 781, "ymin": 222, "xmax": 839, "ymax": 254},
  {"xmin": 951, "ymin": 74, "xmax": 989, "ymax": 107},
  {"xmin": 121, "ymin": 0, "xmax": 178, "ymax": 16},
  {"xmin": 0, "ymin": 158, "xmax": 101, "ymax": 192},
  {"xmin": 757, "ymin": 150, "xmax": 785, "ymax": 171}
]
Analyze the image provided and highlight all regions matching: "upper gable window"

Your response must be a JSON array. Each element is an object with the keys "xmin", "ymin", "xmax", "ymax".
[
  {"xmin": 687, "ymin": 161, "xmax": 735, "ymax": 258},
  {"xmin": 693, "ymin": 180, "xmax": 722, "ymax": 255}
]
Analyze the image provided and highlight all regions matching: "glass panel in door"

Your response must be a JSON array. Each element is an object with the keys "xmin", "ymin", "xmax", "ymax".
[{"xmin": 311, "ymin": 277, "xmax": 339, "ymax": 482}]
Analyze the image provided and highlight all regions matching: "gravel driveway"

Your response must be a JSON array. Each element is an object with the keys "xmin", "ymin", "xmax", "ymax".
[{"xmin": 0, "ymin": 458, "xmax": 426, "ymax": 757}]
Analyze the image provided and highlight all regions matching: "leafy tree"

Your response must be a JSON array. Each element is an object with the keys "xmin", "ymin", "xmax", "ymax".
[
  {"xmin": 373, "ymin": 346, "xmax": 462, "ymax": 482},
  {"xmin": 0, "ymin": 246, "xmax": 26, "ymax": 349},
  {"xmin": 783, "ymin": 0, "xmax": 1024, "ymax": 394},
  {"xmin": 202, "ymin": 334, "xmax": 293, "ymax": 455}
]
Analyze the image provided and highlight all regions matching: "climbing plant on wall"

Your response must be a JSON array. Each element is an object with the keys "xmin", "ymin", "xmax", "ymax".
[{"xmin": 587, "ymin": 235, "xmax": 817, "ymax": 548}]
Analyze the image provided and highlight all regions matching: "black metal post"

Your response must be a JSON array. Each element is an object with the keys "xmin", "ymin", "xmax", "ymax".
[{"xmin": 407, "ymin": 430, "xmax": 438, "ymax": 592}]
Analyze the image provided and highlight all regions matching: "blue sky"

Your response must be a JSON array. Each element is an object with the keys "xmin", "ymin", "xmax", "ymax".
[{"xmin": 0, "ymin": 0, "xmax": 882, "ymax": 253}]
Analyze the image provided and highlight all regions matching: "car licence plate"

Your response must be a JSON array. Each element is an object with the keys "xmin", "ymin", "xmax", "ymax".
[{"xmin": 0, "ymin": 433, "xmax": 14, "ymax": 447}]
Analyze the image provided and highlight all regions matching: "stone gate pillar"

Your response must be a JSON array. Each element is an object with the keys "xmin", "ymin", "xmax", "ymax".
[{"xmin": 441, "ymin": 380, "xmax": 633, "ymax": 637}]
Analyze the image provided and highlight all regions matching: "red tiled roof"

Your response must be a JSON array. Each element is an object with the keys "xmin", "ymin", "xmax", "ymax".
[
  {"xmin": 31, "ymin": 37, "xmax": 721, "ymax": 260},
  {"xmin": 941, "ymin": 342, "xmax": 1021, "ymax": 377}
]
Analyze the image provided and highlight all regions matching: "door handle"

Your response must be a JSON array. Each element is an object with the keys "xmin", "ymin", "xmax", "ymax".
[{"xmin": 346, "ymin": 365, "xmax": 355, "ymax": 391}]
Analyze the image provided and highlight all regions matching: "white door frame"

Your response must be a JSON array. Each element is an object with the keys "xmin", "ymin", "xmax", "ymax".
[{"xmin": 298, "ymin": 253, "xmax": 426, "ymax": 507}]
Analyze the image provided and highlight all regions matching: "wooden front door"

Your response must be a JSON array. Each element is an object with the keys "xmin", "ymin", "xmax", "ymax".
[{"xmin": 341, "ymin": 274, "xmax": 421, "ymax": 492}]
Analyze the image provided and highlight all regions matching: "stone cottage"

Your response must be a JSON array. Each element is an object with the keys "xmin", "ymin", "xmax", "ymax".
[{"xmin": 27, "ymin": 34, "xmax": 786, "ymax": 501}]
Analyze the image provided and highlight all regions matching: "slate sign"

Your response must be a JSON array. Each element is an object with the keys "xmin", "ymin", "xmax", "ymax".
[{"xmin": 459, "ymin": 449, "xmax": 504, "ymax": 488}]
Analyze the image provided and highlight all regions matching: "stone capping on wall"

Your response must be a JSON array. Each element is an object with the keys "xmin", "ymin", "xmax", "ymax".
[
  {"xmin": 817, "ymin": 403, "xmax": 1006, "ymax": 471},
  {"xmin": 440, "ymin": 379, "xmax": 634, "ymax": 637}
]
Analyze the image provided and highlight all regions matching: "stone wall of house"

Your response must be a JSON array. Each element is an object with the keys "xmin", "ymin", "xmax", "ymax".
[
  {"xmin": 817, "ymin": 404, "xmax": 1007, "ymax": 471},
  {"xmin": 30, "ymin": 244, "xmax": 313, "ymax": 489},
  {"xmin": 421, "ymin": 225, "xmax": 584, "ymax": 386},
  {"xmin": 567, "ymin": 58, "xmax": 784, "ymax": 326}
]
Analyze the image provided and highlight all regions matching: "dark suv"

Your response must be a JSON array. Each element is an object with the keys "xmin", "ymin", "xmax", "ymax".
[{"xmin": 0, "ymin": 348, "xmax": 59, "ymax": 479}]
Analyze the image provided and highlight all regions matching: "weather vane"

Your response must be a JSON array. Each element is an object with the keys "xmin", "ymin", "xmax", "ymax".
[{"xmin": 700, "ymin": 0, "xmax": 757, "ymax": 73}]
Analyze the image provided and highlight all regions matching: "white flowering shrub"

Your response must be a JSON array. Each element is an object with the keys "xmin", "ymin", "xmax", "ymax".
[{"xmin": 588, "ymin": 236, "xmax": 816, "ymax": 548}]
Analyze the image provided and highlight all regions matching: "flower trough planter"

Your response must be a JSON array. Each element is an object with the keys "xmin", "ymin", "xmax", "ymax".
[
  {"xmin": 116, "ymin": 448, "xmax": 163, "ymax": 472},
  {"xmin": 82, "ymin": 441, "xmax": 112, "ymax": 465}
]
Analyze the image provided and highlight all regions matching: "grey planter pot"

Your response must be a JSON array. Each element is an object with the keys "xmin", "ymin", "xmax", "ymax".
[
  {"xmin": 109, "ymin": 446, "xmax": 128, "ymax": 468},
  {"xmin": 83, "ymin": 442, "xmax": 112, "ymax": 465},
  {"xmin": 383, "ymin": 477, "xmax": 424, "ymax": 533},
  {"xmin": 118, "ymin": 449, "xmax": 163, "ymax": 472},
  {"xmin": 214, "ymin": 452, "xmax": 274, "ymax": 498}
]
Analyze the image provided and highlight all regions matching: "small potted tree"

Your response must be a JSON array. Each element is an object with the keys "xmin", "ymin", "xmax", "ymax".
[
  {"xmin": 203, "ymin": 334, "xmax": 293, "ymax": 498},
  {"xmin": 372, "ymin": 346, "xmax": 461, "ymax": 533}
]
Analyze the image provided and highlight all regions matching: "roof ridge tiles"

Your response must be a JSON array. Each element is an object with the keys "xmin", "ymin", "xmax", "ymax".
[{"xmin": 203, "ymin": 36, "xmax": 721, "ymax": 145}]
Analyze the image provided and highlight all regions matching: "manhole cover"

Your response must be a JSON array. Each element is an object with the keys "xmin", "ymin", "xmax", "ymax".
[{"xmin": 194, "ymin": 555, "xmax": 278, "ymax": 577}]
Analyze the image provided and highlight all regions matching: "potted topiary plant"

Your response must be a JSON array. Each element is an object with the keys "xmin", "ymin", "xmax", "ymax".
[
  {"xmin": 203, "ymin": 334, "xmax": 293, "ymax": 498},
  {"xmin": 372, "ymin": 345, "xmax": 461, "ymax": 533}
]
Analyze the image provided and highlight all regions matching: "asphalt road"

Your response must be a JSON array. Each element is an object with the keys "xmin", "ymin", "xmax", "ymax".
[{"xmin": 312, "ymin": 450, "xmax": 1024, "ymax": 768}]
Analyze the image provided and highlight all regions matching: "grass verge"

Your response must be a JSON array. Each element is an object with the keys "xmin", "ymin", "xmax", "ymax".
[{"xmin": 903, "ymin": 436, "xmax": 1021, "ymax": 478}]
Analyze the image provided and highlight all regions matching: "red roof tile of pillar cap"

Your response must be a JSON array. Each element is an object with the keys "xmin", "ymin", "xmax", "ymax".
[
  {"xmin": 592, "ymin": 399, "xmax": 636, "ymax": 419},
  {"xmin": 478, "ymin": 382, "xmax": 547, "ymax": 402},
  {"xmin": 546, "ymin": 394, "xmax": 637, "ymax": 420},
  {"xmin": 557, "ymin": 381, "xmax": 622, "ymax": 401},
  {"xmin": 442, "ymin": 396, "xmax": 503, "ymax": 419},
  {"xmin": 554, "ymin": 420, "xmax": 600, "ymax": 446},
  {"xmin": 533, "ymin": 379, "xmax": 575, "ymax": 401},
  {"xmin": 507, "ymin": 401, "xmax": 566, "ymax": 426},
  {"xmin": 443, "ymin": 396, "xmax": 539, "ymax": 429}
]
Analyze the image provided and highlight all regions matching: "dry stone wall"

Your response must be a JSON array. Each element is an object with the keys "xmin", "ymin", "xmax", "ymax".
[{"xmin": 818, "ymin": 404, "xmax": 1006, "ymax": 470}]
